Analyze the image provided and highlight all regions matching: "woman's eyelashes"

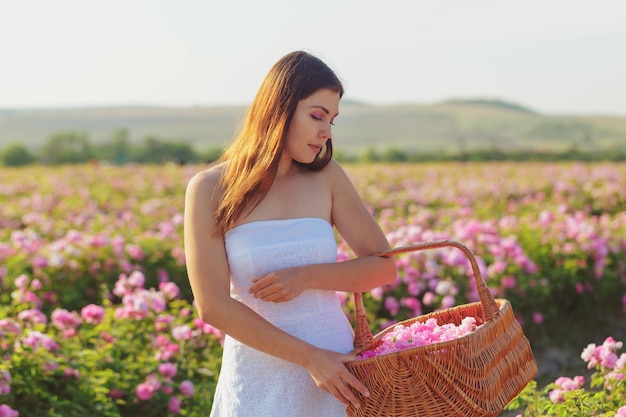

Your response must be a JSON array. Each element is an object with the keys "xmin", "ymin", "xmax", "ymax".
[{"xmin": 311, "ymin": 114, "xmax": 336, "ymax": 126}]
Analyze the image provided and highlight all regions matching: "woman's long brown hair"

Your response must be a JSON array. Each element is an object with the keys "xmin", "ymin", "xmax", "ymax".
[{"xmin": 213, "ymin": 51, "xmax": 344, "ymax": 235}]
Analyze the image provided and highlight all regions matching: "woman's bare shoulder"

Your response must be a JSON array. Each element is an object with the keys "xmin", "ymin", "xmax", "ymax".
[
  {"xmin": 320, "ymin": 158, "xmax": 351, "ymax": 183},
  {"xmin": 185, "ymin": 163, "xmax": 227, "ymax": 205},
  {"xmin": 187, "ymin": 163, "xmax": 225, "ymax": 191}
]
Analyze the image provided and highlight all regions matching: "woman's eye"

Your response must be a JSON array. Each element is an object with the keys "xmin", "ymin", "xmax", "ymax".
[{"xmin": 311, "ymin": 114, "xmax": 322, "ymax": 121}]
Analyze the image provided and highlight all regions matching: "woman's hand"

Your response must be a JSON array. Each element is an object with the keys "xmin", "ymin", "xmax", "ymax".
[
  {"xmin": 248, "ymin": 267, "xmax": 305, "ymax": 302},
  {"xmin": 304, "ymin": 348, "xmax": 369, "ymax": 409}
]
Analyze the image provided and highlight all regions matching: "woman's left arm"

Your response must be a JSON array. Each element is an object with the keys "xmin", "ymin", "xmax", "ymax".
[{"xmin": 249, "ymin": 160, "xmax": 397, "ymax": 301}]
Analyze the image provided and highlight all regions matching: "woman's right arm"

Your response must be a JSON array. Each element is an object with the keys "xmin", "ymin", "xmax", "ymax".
[{"xmin": 183, "ymin": 168, "xmax": 369, "ymax": 409}]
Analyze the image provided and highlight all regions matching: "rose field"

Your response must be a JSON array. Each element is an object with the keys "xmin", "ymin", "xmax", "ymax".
[{"xmin": 1, "ymin": 162, "xmax": 625, "ymax": 416}]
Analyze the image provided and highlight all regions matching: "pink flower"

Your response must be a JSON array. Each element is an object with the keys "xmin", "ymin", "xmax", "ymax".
[
  {"xmin": 179, "ymin": 380, "xmax": 195, "ymax": 397},
  {"xmin": 159, "ymin": 282, "xmax": 180, "ymax": 300},
  {"xmin": 0, "ymin": 319, "xmax": 21, "ymax": 335},
  {"xmin": 135, "ymin": 374, "xmax": 162, "ymax": 401},
  {"xmin": 109, "ymin": 389, "xmax": 124, "ymax": 399},
  {"xmin": 155, "ymin": 342, "xmax": 179, "ymax": 361},
  {"xmin": 400, "ymin": 297, "xmax": 421, "ymax": 316},
  {"xmin": 581, "ymin": 343, "xmax": 599, "ymax": 367},
  {"xmin": 168, "ymin": 396, "xmax": 182, "ymax": 413},
  {"xmin": 113, "ymin": 271, "xmax": 146, "ymax": 297},
  {"xmin": 440, "ymin": 295, "xmax": 455, "ymax": 309},
  {"xmin": 81, "ymin": 304, "xmax": 105, "ymax": 325},
  {"xmin": 581, "ymin": 337, "xmax": 624, "ymax": 370},
  {"xmin": 17, "ymin": 309, "xmax": 47, "ymax": 325},
  {"xmin": 0, "ymin": 371, "xmax": 11, "ymax": 395},
  {"xmin": 0, "ymin": 404, "xmax": 19, "ymax": 417},
  {"xmin": 158, "ymin": 362, "xmax": 177, "ymax": 378},
  {"xmin": 384, "ymin": 297, "xmax": 399, "ymax": 316},
  {"xmin": 548, "ymin": 389, "xmax": 564, "ymax": 403},
  {"xmin": 63, "ymin": 368, "xmax": 80, "ymax": 379},
  {"xmin": 548, "ymin": 376, "xmax": 584, "ymax": 403},
  {"xmin": 127, "ymin": 271, "xmax": 145, "ymax": 288},
  {"xmin": 14, "ymin": 274, "xmax": 29, "ymax": 289},
  {"xmin": 422, "ymin": 292, "xmax": 435, "ymax": 306},
  {"xmin": 135, "ymin": 382, "xmax": 154, "ymax": 401},
  {"xmin": 172, "ymin": 325, "xmax": 192, "ymax": 341},
  {"xmin": 155, "ymin": 314, "xmax": 174, "ymax": 332},
  {"xmin": 20, "ymin": 330, "xmax": 60, "ymax": 352},
  {"xmin": 501, "ymin": 276, "xmax": 516, "ymax": 289},
  {"xmin": 357, "ymin": 317, "xmax": 480, "ymax": 359},
  {"xmin": 51, "ymin": 308, "xmax": 83, "ymax": 331},
  {"xmin": 125, "ymin": 244, "xmax": 144, "ymax": 260},
  {"xmin": 616, "ymin": 405, "xmax": 626, "ymax": 417},
  {"xmin": 44, "ymin": 361, "xmax": 59, "ymax": 372}
]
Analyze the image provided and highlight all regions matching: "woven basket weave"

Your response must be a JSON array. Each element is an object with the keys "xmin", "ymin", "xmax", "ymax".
[{"xmin": 345, "ymin": 240, "xmax": 537, "ymax": 417}]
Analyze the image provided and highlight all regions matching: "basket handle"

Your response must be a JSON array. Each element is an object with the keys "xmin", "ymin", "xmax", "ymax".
[{"xmin": 353, "ymin": 239, "xmax": 500, "ymax": 352}]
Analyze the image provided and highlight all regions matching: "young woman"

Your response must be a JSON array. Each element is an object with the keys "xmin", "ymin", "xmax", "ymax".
[{"xmin": 184, "ymin": 50, "xmax": 397, "ymax": 416}]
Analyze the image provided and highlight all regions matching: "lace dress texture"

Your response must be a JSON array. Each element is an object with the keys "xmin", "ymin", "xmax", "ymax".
[{"xmin": 209, "ymin": 217, "xmax": 354, "ymax": 417}]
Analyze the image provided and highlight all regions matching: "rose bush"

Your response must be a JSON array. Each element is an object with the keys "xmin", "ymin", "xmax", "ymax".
[
  {"xmin": 1, "ymin": 271, "xmax": 221, "ymax": 417},
  {"xmin": 505, "ymin": 336, "xmax": 626, "ymax": 416},
  {"xmin": 1, "ymin": 161, "xmax": 626, "ymax": 415}
]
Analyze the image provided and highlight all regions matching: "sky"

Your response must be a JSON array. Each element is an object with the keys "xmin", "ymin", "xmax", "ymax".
[{"xmin": 1, "ymin": 0, "xmax": 626, "ymax": 115}]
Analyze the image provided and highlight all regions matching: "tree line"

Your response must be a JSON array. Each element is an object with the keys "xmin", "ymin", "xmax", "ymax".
[{"xmin": 2, "ymin": 129, "xmax": 626, "ymax": 167}]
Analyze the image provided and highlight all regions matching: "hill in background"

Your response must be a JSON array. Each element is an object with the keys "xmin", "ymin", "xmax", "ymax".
[{"xmin": 1, "ymin": 99, "xmax": 625, "ymax": 156}]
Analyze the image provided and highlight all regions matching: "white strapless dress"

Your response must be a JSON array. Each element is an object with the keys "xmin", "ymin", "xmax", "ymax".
[{"xmin": 209, "ymin": 218, "xmax": 354, "ymax": 417}]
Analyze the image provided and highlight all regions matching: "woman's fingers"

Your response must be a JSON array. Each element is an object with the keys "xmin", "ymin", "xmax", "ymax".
[
  {"xmin": 340, "ymin": 354, "xmax": 369, "ymax": 397},
  {"xmin": 307, "ymin": 350, "xmax": 370, "ymax": 409},
  {"xmin": 249, "ymin": 274, "xmax": 300, "ymax": 302},
  {"xmin": 336, "ymin": 378, "xmax": 363, "ymax": 409},
  {"xmin": 248, "ymin": 275, "xmax": 272, "ymax": 294},
  {"xmin": 250, "ymin": 284, "xmax": 286, "ymax": 302}
]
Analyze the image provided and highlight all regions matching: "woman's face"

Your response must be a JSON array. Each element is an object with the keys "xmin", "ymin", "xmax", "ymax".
[{"xmin": 282, "ymin": 88, "xmax": 340, "ymax": 165}]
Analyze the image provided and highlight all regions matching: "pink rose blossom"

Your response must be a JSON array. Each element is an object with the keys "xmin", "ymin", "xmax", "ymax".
[
  {"xmin": 136, "ymin": 374, "xmax": 162, "ymax": 401},
  {"xmin": 0, "ymin": 319, "xmax": 21, "ymax": 335},
  {"xmin": 168, "ymin": 396, "xmax": 182, "ymax": 413},
  {"xmin": 20, "ymin": 330, "xmax": 60, "ymax": 352},
  {"xmin": 14, "ymin": 274, "xmax": 29, "ymax": 289},
  {"xmin": 0, "ymin": 371, "xmax": 11, "ymax": 395},
  {"xmin": 81, "ymin": 304, "xmax": 105, "ymax": 324},
  {"xmin": 63, "ymin": 368, "xmax": 80, "ymax": 379},
  {"xmin": 155, "ymin": 314, "xmax": 174, "ymax": 332},
  {"xmin": 172, "ymin": 325, "xmax": 192, "ymax": 341},
  {"xmin": 179, "ymin": 380, "xmax": 195, "ymax": 397},
  {"xmin": 357, "ymin": 317, "xmax": 481, "ymax": 359},
  {"xmin": 0, "ymin": 404, "xmax": 19, "ymax": 417},
  {"xmin": 384, "ymin": 297, "xmax": 399, "ymax": 316},
  {"xmin": 17, "ymin": 309, "xmax": 47, "ymax": 326},
  {"xmin": 159, "ymin": 282, "xmax": 180, "ymax": 300},
  {"xmin": 135, "ymin": 382, "xmax": 154, "ymax": 400},
  {"xmin": 158, "ymin": 362, "xmax": 177, "ymax": 378},
  {"xmin": 581, "ymin": 337, "xmax": 624, "ymax": 370},
  {"xmin": 51, "ymin": 308, "xmax": 83, "ymax": 330},
  {"xmin": 109, "ymin": 389, "xmax": 124, "ymax": 399},
  {"xmin": 548, "ymin": 375, "xmax": 584, "ymax": 403}
]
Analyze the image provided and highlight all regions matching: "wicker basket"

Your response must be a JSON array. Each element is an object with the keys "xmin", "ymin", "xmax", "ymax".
[{"xmin": 345, "ymin": 240, "xmax": 537, "ymax": 417}]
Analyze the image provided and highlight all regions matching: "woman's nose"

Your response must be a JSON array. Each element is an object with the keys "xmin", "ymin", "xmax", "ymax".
[{"xmin": 319, "ymin": 124, "xmax": 332, "ymax": 140}]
